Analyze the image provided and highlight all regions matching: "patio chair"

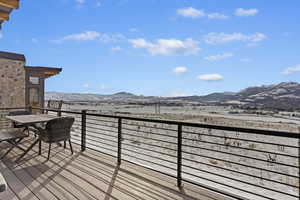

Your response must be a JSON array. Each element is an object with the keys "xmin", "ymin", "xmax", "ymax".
[
  {"xmin": 36, "ymin": 117, "xmax": 74, "ymax": 160},
  {"xmin": 45, "ymin": 100, "xmax": 63, "ymax": 114},
  {"xmin": 0, "ymin": 128, "xmax": 28, "ymax": 160},
  {"xmin": 8, "ymin": 110, "xmax": 31, "ymax": 134},
  {"xmin": 0, "ymin": 172, "xmax": 6, "ymax": 192}
]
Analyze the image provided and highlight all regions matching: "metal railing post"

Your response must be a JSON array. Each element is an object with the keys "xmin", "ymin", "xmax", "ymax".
[
  {"xmin": 177, "ymin": 124, "xmax": 182, "ymax": 188},
  {"xmin": 118, "ymin": 118, "xmax": 122, "ymax": 165},
  {"xmin": 81, "ymin": 110, "xmax": 86, "ymax": 151},
  {"xmin": 28, "ymin": 106, "xmax": 32, "ymax": 114},
  {"xmin": 298, "ymin": 127, "xmax": 300, "ymax": 199}
]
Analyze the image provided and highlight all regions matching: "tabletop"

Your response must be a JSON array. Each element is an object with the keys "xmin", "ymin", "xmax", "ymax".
[{"xmin": 6, "ymin": 114, "xmax": 59, "ymax": 125}]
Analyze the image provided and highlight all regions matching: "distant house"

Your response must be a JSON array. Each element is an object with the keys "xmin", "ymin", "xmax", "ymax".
[{"xmin": 0, "ymin": 51, "xmax": 61, "ymax": 108}]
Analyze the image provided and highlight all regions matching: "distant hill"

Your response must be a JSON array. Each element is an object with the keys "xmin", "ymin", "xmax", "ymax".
[
  {"xmin": 112, "ymin": 92, "xmax": 136, "ymax": 98},
  {"xmin": 45, "ymin": 91, "xmax": 139, "ymax": 102},
  {"xmin": 170, "ymin": 82, "xmax": 300, "ymax": 110},
  {"xmin": 46, "ymin": 82, "xmax": 300, "ymax": 111}
]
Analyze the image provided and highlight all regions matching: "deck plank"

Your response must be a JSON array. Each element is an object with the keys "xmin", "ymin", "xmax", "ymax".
[
  {"xmin": 2, "ymin": 151, "xmax": 58, "ymax": 200},
  {"xmin": 0, "ymin": 136, "xmax": 234, "ymax": 200},
  {"xmin": 0, "ymin": 160, "xmax": 39, "ymax": 200},
  {"xmin": 19, "ymin": 147, "xmax": 83, "ymax": 200},
  {"xmin": 0, "ymin": 162, "xmax": 19, "ymax": 200},
  {"xmin": 20, "ymin": 143, "xmax": 97, "ymax": 200}
]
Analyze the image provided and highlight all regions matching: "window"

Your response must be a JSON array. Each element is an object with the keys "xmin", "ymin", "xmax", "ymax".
[
  {"xmin": 29, "ymin": 88, "xmax": 39, "ymax": 107},
  {"xmin": 29, "ymin": 76, "xmax": 39, "ymax": 85}
]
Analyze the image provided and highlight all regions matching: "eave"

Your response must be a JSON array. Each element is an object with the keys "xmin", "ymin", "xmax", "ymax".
[
  {"xmin": 25, "ymin": 66, "xmax": 63, "ymax": 79},
  {"xmin": 0, "ymin": 0, "xmax": 20, "ymax": 29}
]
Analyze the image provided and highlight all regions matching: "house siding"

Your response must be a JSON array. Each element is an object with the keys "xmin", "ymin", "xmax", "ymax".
[{"xmin": 0, "ymin": 58, "xmax": 26, "ymax": 108}]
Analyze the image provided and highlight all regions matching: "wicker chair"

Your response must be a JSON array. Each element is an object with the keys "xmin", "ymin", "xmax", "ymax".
[{"xmin": 36, "ymin": 117, "xmax": 74, "ymax": 160}]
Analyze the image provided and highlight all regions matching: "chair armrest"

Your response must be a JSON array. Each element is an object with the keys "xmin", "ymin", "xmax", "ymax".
[
  {"xmin": 30, "ymin": 124, "xmax": 46, "ymax": 135},
  {"xmin": 0, "ymin": 172, "xmax": 7, "ymax": 192}
]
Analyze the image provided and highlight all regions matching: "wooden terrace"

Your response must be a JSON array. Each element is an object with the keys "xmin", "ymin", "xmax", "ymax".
[{"xmin": 0, "ymin": 137, "xmax": 227, "ymax": 200}]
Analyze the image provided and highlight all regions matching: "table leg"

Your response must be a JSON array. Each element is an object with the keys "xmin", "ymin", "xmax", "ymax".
[{"xmin": 16, "ymin": 139, "xmax": 40, "ymax": 162}]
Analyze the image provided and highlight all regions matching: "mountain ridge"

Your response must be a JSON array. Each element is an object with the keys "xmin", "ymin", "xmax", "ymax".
[{"xmin": 46, "ymin": 82, "xmax": 300, "ymax": 111}]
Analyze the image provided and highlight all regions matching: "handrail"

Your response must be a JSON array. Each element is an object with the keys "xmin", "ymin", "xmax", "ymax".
[
  {"xmin": 3, "ymin": 106, "xmax": 299, "ymax": 200},
  {"xmin": 33, "ymin": 106, "xmax": 300, "ymax": 138},
  {"xmin": 0, "ymin": 107, "xmax": 28, "ymax": 110}
]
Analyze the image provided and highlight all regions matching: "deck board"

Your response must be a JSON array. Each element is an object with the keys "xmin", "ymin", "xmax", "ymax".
[{"xmin": 0, "ymin": 136, "xmax": 233, "ymax": 200}]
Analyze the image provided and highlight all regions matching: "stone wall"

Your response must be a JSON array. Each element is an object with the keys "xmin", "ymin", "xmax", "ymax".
[{"xmin": 0, "ymin": 58, "xmax": 26, "ymax": 108}]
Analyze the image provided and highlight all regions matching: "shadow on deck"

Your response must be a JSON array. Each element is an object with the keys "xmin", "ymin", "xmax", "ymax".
[{"xmin": 0, "ymin": 137, "xmax": 230, "ymax": 200}]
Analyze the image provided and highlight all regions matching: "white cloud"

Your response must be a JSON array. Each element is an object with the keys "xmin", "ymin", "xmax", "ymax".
[
  {"xmin": 129, "ymin": 38, "xmax": 201, "ymax": 56},
  {"xmin": 54, "ymin": 31, "xmax": 124, "ymax": 43},
  {"xmin": 250, "ymin": 33, "xmax": 266, "ymax": 42},
  {"xmin": 197, "ymin": 74, "xmax": 223, "ymax": 81},
  {"xmin": 83, "ymin": 83, "xmax": 92, "ymax": 89},
  {"xmin": 208, "ymin": 13, "xmax": 229, "ymax": 20},
  {"xmin": 177, "ymin": 7, "xmax": 205, "ymax": 18},
  {"xmin": 173, "ymin": 66, "xmax": 187, "ymax": 75},
  {"xmin": 203, "ymin": 32, "xmax": 267, "ymax": 45},
  {"xmin": 235, "ymin": 8, "xmax": 258, "ymax": 17},
  {"xmin": 111, "ymin": 46, "xmax": 122, "ymax": 52},
  {"xmin": 204, "ymin": 52, "xmax": 234, "ymax": 61},
  {"xmin": 282, "ymin": 64, "xmax": 300, "ymax": 75}
]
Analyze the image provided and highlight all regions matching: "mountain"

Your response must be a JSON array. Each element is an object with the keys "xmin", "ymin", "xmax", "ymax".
[
  {"xmin": 46, "ymin": 82, "xmax": 300, "ymax": 111},
  {"xmin": 45, "ymin": 91, "xmax": 139, "ymax": 102},
  {"xmin": 112, "ymin": 92, "xmax": 136, "ymax": 97},
  {"xmin": 236, "ymin": 82, "xmax": 300, "ymax": 110},
  {"xmin": 170, "ymin": 92, "xmax": 237, "ymax": 102},
  {"xmin": 171, "ymin": 82, "xmax": 300, "ymax": 110}
]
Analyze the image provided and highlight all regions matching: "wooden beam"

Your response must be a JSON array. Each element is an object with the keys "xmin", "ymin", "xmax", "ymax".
[
  {"xmin": 0, "ymin": 10, "xmax": 9, "ymax": 21},
  {"xmin": 0, "ymin": 0, "xmax": 19, "ymax": 9}
]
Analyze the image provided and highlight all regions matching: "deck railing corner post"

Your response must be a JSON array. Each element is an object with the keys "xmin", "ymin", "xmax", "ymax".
[
  {"xmin": 118, "ymin": 117, "xmax": 122, "ymax": 165},
  {"xmin": 298, "ymin": 129, "xmax": 300, "ymax": 200},
  {"xmin": 81, "ymin": 110, "xmax": 87, "ymax": 152},
  {"xmin": 177, "ymin": 124, "xmax": 183, "ymax": 188}
]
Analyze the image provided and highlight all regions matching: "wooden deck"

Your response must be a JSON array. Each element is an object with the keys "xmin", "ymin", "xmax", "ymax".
[{"xmin": 0, "ymin": 137, "xmax": 232, "ymax": 200}]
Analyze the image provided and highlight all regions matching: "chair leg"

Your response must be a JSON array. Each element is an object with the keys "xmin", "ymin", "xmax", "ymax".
[
  {"xmin": 64, "ymin": 141, "xmax": 66, "ymax": 149},
  {"xmin": 1, "ymin": 138, "xmax": 24, "ymax": 159},
  {"xmin": 16, "ymin": 139, "xmax": 39, "ymax": 162},
  {"xmin": 47, "ymin": 143, "xmax": 52, "ymax": 160},
  {"xmin": 22, "ymin": 127, "xmax": 29, "ymax": 136},
  {"xmin": 39, "ymin": 140, "xmax": 42, "ymax": 155},
  {"xmin": 69, "ymin": 139, "xmax": 73, "ymax": 154}
]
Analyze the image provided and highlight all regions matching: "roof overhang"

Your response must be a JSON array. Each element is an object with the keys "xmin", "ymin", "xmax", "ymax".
[
  {"xmin": 0, "ymin": 51, "xmax": 25, "ymax": 61},
  {"xmin": 0, "ymin": 0, "xmax": 20, "ymax": 29},
  {"xmin": 25, "ymin": 66, "xmax": 62, "ymax": 79}
]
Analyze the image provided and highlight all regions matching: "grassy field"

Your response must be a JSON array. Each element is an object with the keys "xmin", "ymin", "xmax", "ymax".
[{"xmin": 60, "ymin": 102, "xmax": 300, "ymax": 200}]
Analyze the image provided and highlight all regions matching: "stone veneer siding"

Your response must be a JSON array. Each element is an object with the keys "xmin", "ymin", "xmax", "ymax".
[{"xmin": 0, "ymin": 58, "xmax": 26, "ymax": 108}]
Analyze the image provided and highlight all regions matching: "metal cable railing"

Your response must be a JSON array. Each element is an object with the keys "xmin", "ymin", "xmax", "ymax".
[{"xmin": 1, "ymin": 107, "xmax": 298, "ymax": 200}]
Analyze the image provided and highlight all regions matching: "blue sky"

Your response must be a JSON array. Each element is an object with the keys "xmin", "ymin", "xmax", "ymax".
[{"xmin": 0, "ymin": 0, "xmax": 300, "ymax": 96}]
